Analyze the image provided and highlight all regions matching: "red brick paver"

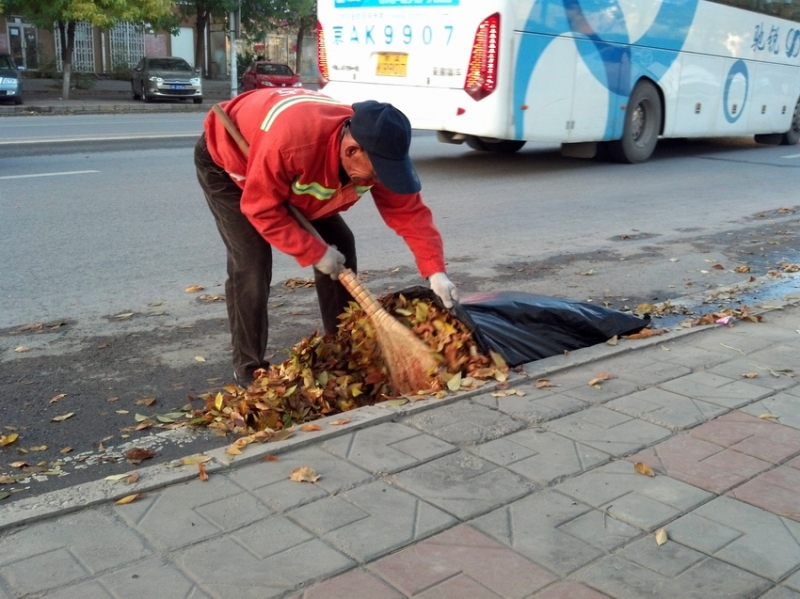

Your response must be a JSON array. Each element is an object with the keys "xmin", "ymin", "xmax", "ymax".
[
  {"xmin": 727, "ymin": 456, "xmax": 800, "ymax": 521},
  {"xmin": 287, "ymin": 568, "xmax": 404, "ymax": 599},
  {"xmin": 370, "ymin": 524, "xmax": 557, "ymax": 598},
  {"xmin": 691, "ymin": 412, "xmax": 800, "ymax": 464}
]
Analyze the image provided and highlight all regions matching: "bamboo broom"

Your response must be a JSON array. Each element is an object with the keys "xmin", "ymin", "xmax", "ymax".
[{"xmin": 210, "ymin": 104, "xmax": 439, "ymax": 394}]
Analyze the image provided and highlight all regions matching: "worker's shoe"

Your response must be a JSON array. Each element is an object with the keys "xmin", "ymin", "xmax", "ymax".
[{"xmin": 233, "ymin": 370, "xmax": 254, "ymax": 389}]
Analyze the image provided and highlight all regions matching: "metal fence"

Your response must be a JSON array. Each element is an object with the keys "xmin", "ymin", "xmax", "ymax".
[{"xmin": 109, "ymin": 22, "xmax": 145, "ymax": 69}]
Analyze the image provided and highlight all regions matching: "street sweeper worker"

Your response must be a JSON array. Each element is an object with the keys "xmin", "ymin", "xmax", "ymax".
[{"xmin": 196, "ymin": 88, "xmax": 459, "ymax": 386}]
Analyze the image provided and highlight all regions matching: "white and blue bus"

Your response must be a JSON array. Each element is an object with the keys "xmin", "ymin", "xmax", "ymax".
[{"xmin": 317, "ymin": 0, "xmax": 800, "ymax": 162}]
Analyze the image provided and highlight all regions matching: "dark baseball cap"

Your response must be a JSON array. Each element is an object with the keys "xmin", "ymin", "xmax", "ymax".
[{"xmin": 349, "ymin": 100, "xmax": 421, "ymax": 194}]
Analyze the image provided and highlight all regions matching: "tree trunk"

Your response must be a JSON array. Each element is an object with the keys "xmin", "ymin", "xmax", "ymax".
[
  {"xmin": 195, "ymin": 10, "xmax": 208, "ymax": 78},
  {"xmin": 295, "ymin": 27, "xmax": 304, "ymax": 74},
  {"xmin": 58, "ymin": 21, "xmax": 76, "ymax": 100}
]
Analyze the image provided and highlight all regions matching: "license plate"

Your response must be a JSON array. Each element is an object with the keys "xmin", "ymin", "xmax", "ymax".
[
  {"xmin": 376, "ymin": 53, "xmax": 407, "ymax": 77},
  {"xmin": 170, "ymin": 84, "xmax": 185, "ymax": 89}
]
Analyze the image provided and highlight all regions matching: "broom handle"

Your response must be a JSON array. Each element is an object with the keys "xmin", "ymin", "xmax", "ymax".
[{"xmin": 212, "ymin": 103, "xmax": 387, "ymax": 321}]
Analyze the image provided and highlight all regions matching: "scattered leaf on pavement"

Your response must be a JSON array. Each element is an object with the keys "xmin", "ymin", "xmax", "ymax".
[
  {"xmin": 655, "ymin": 528, "xmax": 668, "ymax": 546},
  {"xmin": 634, "ymin": 462, "xmax": 655, "ymax": 477},
  {"xmin": 180, "ymin": 455, "xmax": 212, "ymax": 466},
  {"xmin": 300, "ymin": 424, "xmax": 323, "ymax": 432},
  {"xmin": 125, "ymin": 472, "xmax": 140, "ymax": 485},
  {"xmin": 49, "ymin": 394, "xmax": 67, "ymax": 404},
  {"xmin": 51, "ymin": 413, "xmax": 75, "ymax": 422},
  {"xmin": 759, "ymin": 414, "xmax": 780, "ymax": 420},
  {"xmin": 184, "ymin": 285, "xmax": 204, "ymax": 293},
  {"xmin": 60, "ymin": 447, "xmax": 73, "ymax": 454},
  {"xmin": 29, "ymin": 445, "xmax": 47, "ymax": 451},
  {"xmin": 330, "ymin": 419, "xmax": 350, "ymax": 426},
  {"xmin": 115, "ymin": 494, "xmax": 142, "ymax": 505},
  {"xmin": 588, "ymin": 373, "xmax": 614, "ymax": 387},
  {"xmin": 0, "ymin": 433, "xmax": 19, "ymax": 446},
  {"xmin": 198, "ymin": 463, "xmax": 209, "ymax": 481},
  {"xmin": 742, "ymin": 372, "xmax": 759, "ymax": 379},
  {"xmin": 114, "ymin": 313, "xmax": 134, "ymax": 320},
  {"xmin": 536, "ymin": 379, "xmax": 560, "ymax": 389},
  {"xmin": 289, "ymin": 466, "xmax": 320, "ymax": 483},
  {"xmin": 606, "ymin": 335, "xmax": 618, "ymax": 346},
  {"xmin": 14, "ymin": 346, "xmax": 31, "ymax": 353},
  {"xmin": 263, "ymin": 455, "xmax": 279, "ymax": 461},
  {"xmin": 624, "ymin": 328, "xmax": 667, "ymax": 339},
  {"xmin": 125, "ymin": 448, "xmax": 157, "ymax": 464}
]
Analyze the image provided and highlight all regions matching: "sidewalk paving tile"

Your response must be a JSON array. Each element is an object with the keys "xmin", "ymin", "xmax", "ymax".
[
  {"xmin": 741, "ymin": 392, "xmax": 800, "ymax": 429},
  {"xmin": 667, "ymin": 496, "xmax": 800, "ymax": 581},
  {"xmin": 0, "ymin": 509, "xmax": 151, "ymax": 596},
  {"xmin": 627, "ymin": 437, "xmax": 772, "ymax": 495},
  {"xmin": 321, "ymin": 422, "xmax": 456, "ymax": 474},
  {"xmin": 544, "ymin": 407, "xmax": 672, "ymax": 456},
  {"xmin": 94, "ymin": 557, "xmax": 213, "ymax": 599},
  {"xmin": 786, "ymin": 569, "xmax": 800, "ymax": 593},
  {"xmin": 521, "ymin": 364, "xmax": 642, "ymax": 404},
  {"xmin": 286, "ymin": 568, "xmax": 404, "ymax": 599},
  {"xmin": 760, "ymin": 588, "xmax": 800, "ymax": 599},
  {"xmin": 391, "ymin": 451, "xmax": 533, "ymax": 520},
  {"xmin": 555, "ymin": 461, "xmax": 713, "ymax": 531},
  {"xmin": 606, "ymin": 358, "xmax": 692, "ymax": 387},
  {"xmin": 473, "ymin": 390, "xmax": 589, "ymax": 424},
  {"xmin": 226, "ymin": 445, "xmax": 374, "ymax": 512},
  {"xmin": 639, "ymin": 342, "xmax": 733, "ymax": 370},
  {"xmin": 708, "ymin": 358, "xmax": 799, "ymax": 391},
  {"xmin": 530, "ymin": 581, "xmax": 613, "ymax": 599},
  {"xmin": 401, "ymin": 400, "xmax": 524, "ymax": 444},
  {"xmin": 369, "ymin": 524, "xmax": 557, "ymax": 598},
  {"xmin": 286, "ymin": 480, "xmax": 456, "ymax": 562},
  {"xmin": 575, "ymin": 537, "xmax": 771, "ymax": 599},
  {"xmin": 659, "ymin": 371, "xmax": 775, "ymax": 408},
  {"xmin": 688, "ymin": 327, "xmax": 777, "ymax": 355},
  {"xmin": 471, "ymin": 489, "xmax": 639, "ymax": 576},
  {"xmin": 690, "ymin": 411, "xmax": 800, "ymax": 464},
  {"xmin": 605, "ymin": 387, "xmax": 727, "ymax": 430},
  {"xmin": 726, "ymin": 455, "xmax": 800, "ymax": 519},
  {"xmin": 112, "ymin": 475, "xmax": 272, "ymax": 552},
  {"xmin": 172, "ymin": 516, "xmax": 354, "ymax": 599},
  {"xmin": 469, "ymin": 429, "xmax": 612, "ymax": 485},
  {"xmin": 745, "ymin": 344, "xmax": 800, "ymax": 370},
  {"xmin": 38, "ymin": 581, "xmax": 113, "ymax": 599}
]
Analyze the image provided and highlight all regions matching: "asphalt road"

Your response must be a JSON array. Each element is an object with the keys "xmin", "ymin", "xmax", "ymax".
[{"xmin": 1, "ymin": 114, "xmax": 799, "ymax": 500}]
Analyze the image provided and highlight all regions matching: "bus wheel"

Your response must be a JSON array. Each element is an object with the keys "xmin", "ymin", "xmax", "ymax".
[
  {"xmin": 609, "ymin": 80, "xmax": 662, "ymax": 163},
  {"xmin": 467, "ymin": 138, "xmax": 526, "ymax": 153},
  {"xmin": 780, "ymin": 96, "xmax": 800, "ymax": 146}
]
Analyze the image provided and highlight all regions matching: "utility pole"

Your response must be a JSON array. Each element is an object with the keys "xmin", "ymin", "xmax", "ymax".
[{"xmin": 229, "ymin": 1, "xmax": 240, "ymax": 99}]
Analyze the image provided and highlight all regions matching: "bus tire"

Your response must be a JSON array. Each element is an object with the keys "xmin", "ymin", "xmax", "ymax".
[
  {"xmin": 609, "ymin": 80, "xmax": 662, "ymax": 163},
  {"xmin": 467, "ymin": 137, "xmax": 526, "ymax": 154},
  {"xmin": 780, "ymin": 96, "xmax": 800, "ymax": 146}
]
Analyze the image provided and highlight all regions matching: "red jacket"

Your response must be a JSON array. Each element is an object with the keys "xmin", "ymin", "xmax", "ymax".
[{"xmin": 204, "ymin": 88, "xmax": 446, "ymax": 277}]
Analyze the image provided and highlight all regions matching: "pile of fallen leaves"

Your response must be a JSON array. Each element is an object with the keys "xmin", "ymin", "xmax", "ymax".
[{"xmin": 188, "ymin": 292, "xmax": 508, "ymax": 436}]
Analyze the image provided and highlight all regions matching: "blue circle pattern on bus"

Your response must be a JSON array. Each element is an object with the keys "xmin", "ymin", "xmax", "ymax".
[
  {"xmin": 513, "ymin": 0, "xmax": 699, "ymax": 140},
  {"xmin": 723, "ymin": 60, "xmax": 748, "ymax": 123}
]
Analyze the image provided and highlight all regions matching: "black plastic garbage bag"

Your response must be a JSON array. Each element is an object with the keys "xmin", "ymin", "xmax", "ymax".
[{"xmin": 390, "ymin": 287, "xmax": 650, "ymax": 368}]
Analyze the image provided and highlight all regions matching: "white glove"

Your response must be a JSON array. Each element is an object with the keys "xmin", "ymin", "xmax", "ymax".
[
  {"xmin": 429, "ymin": 272, "xmax": 459, "ymax": 309},
  {"xmin": 314, "ymin": 245, "xmax": 346, "ymax": 279}
]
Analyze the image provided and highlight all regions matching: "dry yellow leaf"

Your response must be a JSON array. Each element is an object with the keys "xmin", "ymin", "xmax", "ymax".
[
  {"xmin": 0, "ymin": 433, "xmax": 19, "ymax": 447},
  {"xmin": 180, "ymin": 455, "xmax": 212, "ymax": 465},
  {"xmin": 60, "ymin": 446, "xmax": 73, "ymax": 454},
  {"xmin": 29, "ymin": 445, "xmax": 47, "ymax": 452},
  {"xmin": 759, "ymin": 414, "xmax": 780, "ymax": 420},
  {"xmin": 198, "ymin": 463, "xmax": 209, "ymax": 481},
  {"xmin": 289, "ymin": 466, "xmax": 320, "ymax": 483},
  {"xmin": 606, "ymin": 335, "xmax": 619, "ymax": 346},
  {"xmin": 51, "ymin": 413, "xmax": 75, "ymax": 422},
  {"xmin": 184, "ymin": 285, "xmax": 205, "ymax": 293},
  {"xmin": 125, "ymin": 472, "xmax": 140, "ymax": 485},
  {"xmin": 655, "ymin": 528, "xmax": 668, "ymax": 546},
  {"xmin": 225, "ymin": 445, "xmax": 242, "ymax": 456},
  {"xmin": 588, "ymin": 373, "xmax": 614, "ymax": 386},
  {"xmin": 536, "ymin": 378, "xmax": 559, "ymax": 389},
  {"xmin": 115, "ymin": 494, "xmax": 141, "ymax": 505},
  {"xmin": 195, "ymin": 356, "xmax": 206, "ymax": 362},
  {"xmin": 49, "ymin": 393, "xmax": 67, "ymax": 404},
  {"xmin": 742, "ymin": 372, "xmax": 759, "ymax": 379},
  {"xmin": 634, "ymin": 462, "xmax": 655, "ymax": 477},
  {"xmin": 14, "ymin": 346, "xmax": 31, "ymax": 353},
  {"xmin": 300, "ymin": 424, "xmax": 323, "ymax": 432},
  {"xmin": 330, "ymin": 418, "xmax": 351, "ymax": 426}
]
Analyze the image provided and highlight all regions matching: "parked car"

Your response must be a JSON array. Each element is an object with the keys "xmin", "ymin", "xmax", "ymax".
[
  {"xmin": 0, "ymin": 53, "xmax": 22, "ymax": 105},
  {"xmin": 131, "ymin": 57, "xmax": 202, "ymax": 103},
  {"xmin": 241, "ymin": 62, "xmax": 302, "ymax": 91}
]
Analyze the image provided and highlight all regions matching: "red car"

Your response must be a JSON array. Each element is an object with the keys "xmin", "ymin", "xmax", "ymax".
[{"xmin": 241, "ymin": 62, "xmax": 303, "ymax": 91}]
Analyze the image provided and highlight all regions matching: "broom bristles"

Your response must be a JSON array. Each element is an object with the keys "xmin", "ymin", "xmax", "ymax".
[{"xmin": 339, "ymin": 269, "xmax": 437, "ymax": 394}]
